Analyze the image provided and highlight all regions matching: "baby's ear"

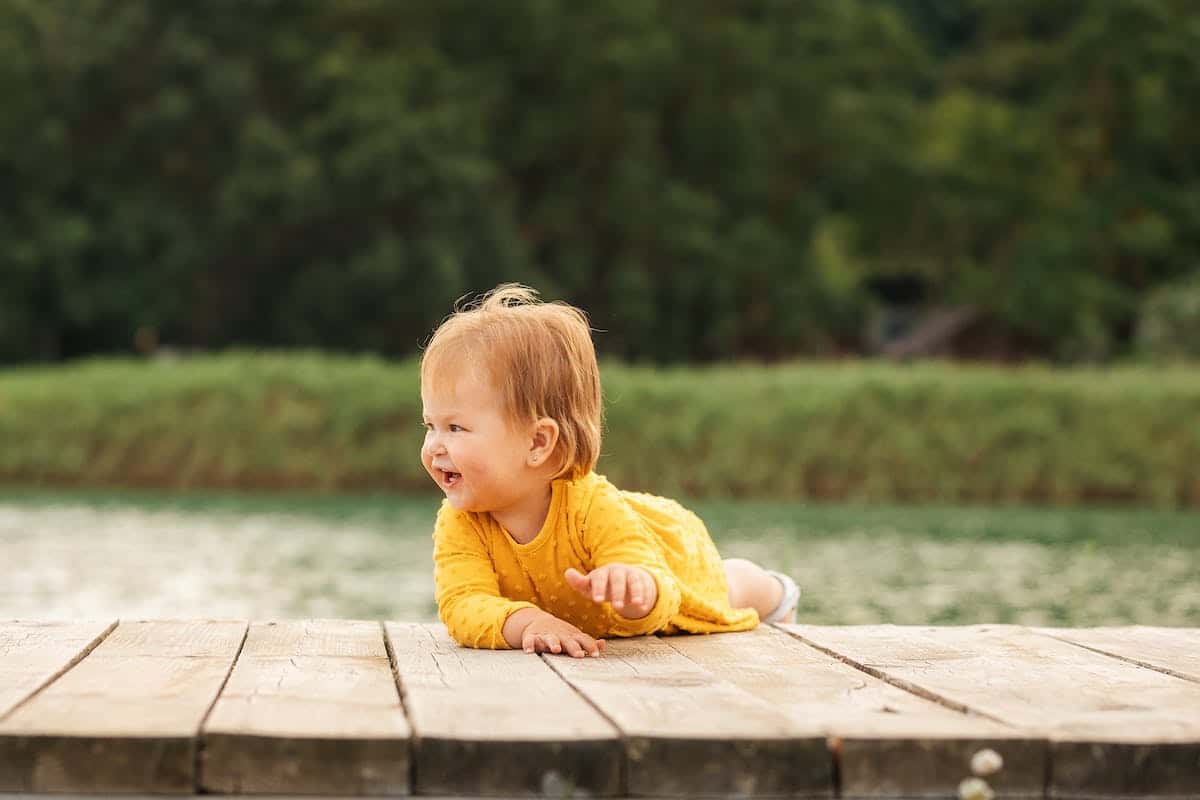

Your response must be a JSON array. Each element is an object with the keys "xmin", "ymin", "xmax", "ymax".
[{"xmin": 529, "ymin": 416, "xmax": 560, "ymax": 465}]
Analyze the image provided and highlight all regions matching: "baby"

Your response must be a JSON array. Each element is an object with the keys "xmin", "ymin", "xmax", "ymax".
[{"xmin": 422, "ymin": 284, "xmax": 800, "ymax": 657}]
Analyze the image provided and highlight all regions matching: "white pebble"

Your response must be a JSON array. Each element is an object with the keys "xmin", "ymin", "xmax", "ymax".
[
  {"xmin": 971, "ymin": 748, "xmax": 1004, "ymax": 776},
  {"xmin": 958, "ymin": 777, "xmax": 995, "ymax": 800}
]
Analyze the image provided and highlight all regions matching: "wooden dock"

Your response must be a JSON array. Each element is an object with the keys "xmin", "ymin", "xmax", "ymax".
[{"xmin": 2, "ymin": 621, "xmax": 1199, "ymax": 798}]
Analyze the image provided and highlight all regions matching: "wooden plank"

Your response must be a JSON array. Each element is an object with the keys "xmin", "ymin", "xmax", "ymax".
[
  {"xmin": 0, "ymin": 619, "xmax": 246, "ymax": 794},
  {"xmin": 0, "ymin": 620, "xmax": 117, "ymax": 719},
  {"xmin": 666, "ymin": 627, "xmax": 1044, "ymax": 799},
  {"xmin": 200, "ymin": 620, "xmax": 410, "ymax": 795},
  {"xmin": 384, "ymin": 622, "xmax": 622, "ymax": 797},
  {"xmin": 784, "ymin": 624, "xmax": 1200, "ymax": 799},
  {"xmin": 1037, "ymin": 626, "xmax": 1200, "ymax": 684},
  {"xmin": 547, "ymin": 633, "xmax": 830, "ymax": 798}
]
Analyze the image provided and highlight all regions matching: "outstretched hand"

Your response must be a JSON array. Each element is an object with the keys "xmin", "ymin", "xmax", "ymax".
[
  {"xmin": 565, "ymin": 563, "xmax": 657, "ymax": 619},
  {"xmin": 519, "ymin": 611, "xmax": 604, "ymax": 658}
]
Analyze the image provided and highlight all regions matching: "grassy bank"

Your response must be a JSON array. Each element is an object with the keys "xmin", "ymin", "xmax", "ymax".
[{"xmin": 1, "ymin": 352, "xmax": 1197, "ymax": 505}]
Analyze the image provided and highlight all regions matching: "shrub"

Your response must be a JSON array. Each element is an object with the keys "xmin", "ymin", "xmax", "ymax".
[
  {"xmin": 1136, "ymin": 271, "xmax": 1200, "ymax": 361},
  {"xmin": 1, "ymin": 353, "xmax": 1197, "ymax": 506}
]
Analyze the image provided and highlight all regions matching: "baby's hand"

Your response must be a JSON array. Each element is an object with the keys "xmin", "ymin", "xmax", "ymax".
[
  {"xmin": 520, "ymin": 611, "xmax": 605, "ymax": 658},
  {"xmin": 565, "ymin": 563, "xmax": 658, "ymax": 619}
]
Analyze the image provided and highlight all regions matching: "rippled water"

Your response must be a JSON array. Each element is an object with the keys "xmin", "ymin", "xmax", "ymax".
[
  {"xmin": 2, "ymin": 504, "xmax": 439, "ymax": 621},
  {"xmin": 4, "ymin": 497, "xmax": 1198, "ymax": 625}
]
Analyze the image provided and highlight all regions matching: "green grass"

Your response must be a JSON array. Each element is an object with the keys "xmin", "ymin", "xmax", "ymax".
[
  {"xmin": 2, "ymin": 352, "xmax": 1199, "ymax": 505},
  {"xmin": 4, "ymin": 488, "xmax": 1197, "ymax": 626}
]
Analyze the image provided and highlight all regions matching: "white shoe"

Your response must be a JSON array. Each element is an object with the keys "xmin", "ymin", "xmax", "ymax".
[{"xmin": 761, "ymin": 570, "xmax": 800, "ymax": 623}]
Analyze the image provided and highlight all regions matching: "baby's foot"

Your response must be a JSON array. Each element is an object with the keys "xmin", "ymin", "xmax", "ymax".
[{"xmin": 761, "ymin": 571, "xmax": 800, "ymax": 624}]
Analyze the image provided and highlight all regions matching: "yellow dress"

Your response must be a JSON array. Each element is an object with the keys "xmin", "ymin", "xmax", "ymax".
[{"xmin": 432, "ymin": 471, "xmax": 759, "ymax": 648}]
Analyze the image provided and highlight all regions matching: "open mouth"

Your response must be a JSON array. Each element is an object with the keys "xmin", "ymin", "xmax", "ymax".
[{"xmin": 439, "ymin": 469, "xmax": 461, "ymax": 487}]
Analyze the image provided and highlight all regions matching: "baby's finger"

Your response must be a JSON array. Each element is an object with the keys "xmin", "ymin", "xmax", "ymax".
[
  {"xmin": 544, "ymin": 633, "xmax": 562, "ymax": 654},
  {"xmin": 564, "ymin": 567, "xmax": 589, "ymax": 594},
  {"xmin": 628, "ymin": 572, "xmax": 644, "ymax": 607},
  {"xmin": 610, "ymin": 569, "xmax": 627, "ymax": 609},
  {"xmin": 563, "ymin": 637, "xmax": 585, "ymax": 659},
  {"xmin": 522, "ymin": 629, "xmax": 537, "ymax": 653},
  {"xmin": 641, "ymin": 572, "xmax": 655, "ymax": 608},
  {"xmin": 590, "ymin": 568, "xmax": 609, "ymax": 604}
]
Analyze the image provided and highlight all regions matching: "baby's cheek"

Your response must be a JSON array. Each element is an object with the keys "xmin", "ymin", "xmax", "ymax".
[{"xmin": 459, "ymin": 456, "xmax": 494, "ymax": 482}]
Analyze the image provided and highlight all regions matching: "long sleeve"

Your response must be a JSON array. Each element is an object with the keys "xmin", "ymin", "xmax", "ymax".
[
  {"xmin": 581, "ymin": 482, "xmax": 682, "ymax": 637},
  {"xmin": 432, "ymin": 502, "xmax": 538, "ymax": 649}
]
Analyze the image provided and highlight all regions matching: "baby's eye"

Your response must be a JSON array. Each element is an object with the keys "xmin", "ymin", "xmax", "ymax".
[{"xmin": 448, "ymin": 424, "xmax": 464, "ymax": 433}]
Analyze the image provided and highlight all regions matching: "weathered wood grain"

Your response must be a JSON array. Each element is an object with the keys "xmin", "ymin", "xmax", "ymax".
[
  {"xmin": 0, "ymin": 620, "xmax": 116, "ymax": 720},
  {"xmin": 6, "ymin": 619, "xmax": 1198, "ymax": 799},
  {"xmin": 200, "ymin": 620, "xmax": 409, "ymax": 795},
  {"xmin": 1036, "ymin": 626, "xmax": 1200, "ymax": 684},
  {"xmin": 667, "ymin": 626, "xmax": 1044, "ymax": 799},
  {"xmin": 784, "ymin": 624, "xmax": 1200, "ymax": 799},
  {"xmin": 384, "ymin": 622, "xmax": 621, "ymax": 797},
  {"xmin": 0, "ymin": 619, "xmax": 245, "ymax": 794},
  {"xmin": 548, "ymin": 633, "xmax": 828, "ymax": 798}
]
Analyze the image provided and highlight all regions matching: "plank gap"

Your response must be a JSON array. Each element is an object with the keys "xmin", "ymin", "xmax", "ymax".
[
  {"xmin": 1042, "ymin": 732, "xmax": 1053, "ymax": 800},
  {"xmin": 538, "ymin": 647, "xmax": 630, "ymax": 797},
  {"xmin": 379, "ymin": 619, "xmax": 417, "ymax": 795},
  {"xmin": 547, "ymin": 634, "xmax": 828, "ymax": 797},
  {"xmin": 193, "ymin": 621, "xmax": 249, "ymax": 794},
  {"xmin": 1037, "ymin": 631, "xmax": 1200, "ymax": 686},
  {"xmin": 659, "ymin": 631, "xmax": 841, "ymax": 798},
  {"xmin": 0, "ymin": 619, "xmax": 118, "ymax": 725},
  {"xmin": 784, "ymin": 624, "xmax": 1200, "ymax": 797},
  {"xmin": 772, "ymin": 624, "xmax": 1015, "ymax": 728},
  {"xmin": 387, "ymin": 623, "xmax": 618, "ymax": 796}
]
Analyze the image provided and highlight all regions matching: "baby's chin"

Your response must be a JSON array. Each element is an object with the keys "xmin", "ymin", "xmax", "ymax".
[{"xmin": 441, "ymin": 490, "xmax": 481, "ymax": 513}]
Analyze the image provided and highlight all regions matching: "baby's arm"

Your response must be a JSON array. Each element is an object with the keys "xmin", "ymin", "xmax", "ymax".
[
  {"xmin": 433, "ymin": 505, "xmax": 540, "ymax": 648},
  {"xmin": 434, "ymin": 504, "xmax": 604, "ymax": 655},
  {"xmin": 578, "ymin": 484, "xmax": 683, "ymax": 636}
]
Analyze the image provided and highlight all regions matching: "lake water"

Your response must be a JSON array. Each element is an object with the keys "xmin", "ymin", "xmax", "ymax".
[{"xmin": 4, "ymin": 494, "xmax": 1198, "ymax": 626}]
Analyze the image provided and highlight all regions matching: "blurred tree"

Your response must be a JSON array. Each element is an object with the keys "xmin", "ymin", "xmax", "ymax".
[
  {"xmin": 0, "ymin": 0, "xmax": 1197, "ymax": 363},
  {"xmin": 0, "ymin": 0, "xmax": 533, "ymax": 360},
  {"xmin": 895, "ymin": 0, "xmax": 1200, "ymax": 359},
  {"xmin": 1136, "ymin": 269, "xmax": 1200, "ymax": 360}
]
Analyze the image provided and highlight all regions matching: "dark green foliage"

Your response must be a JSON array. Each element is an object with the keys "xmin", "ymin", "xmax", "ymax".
[
  {"xmin": 1136, "ymin": 269, "xmax": 1200, "ymax": 359},
  {"xmin": 1, "ymin": 0, "xmax": 1198, "ymax": 363},
  {"xmin": 2, "ymin": 354, "xmax": 1196, "ymax": 506}
]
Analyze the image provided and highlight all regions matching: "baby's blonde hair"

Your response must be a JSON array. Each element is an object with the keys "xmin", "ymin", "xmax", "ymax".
[{"xmin": 421, "ymin": 284, "xmax": 602, "ymax": 480}]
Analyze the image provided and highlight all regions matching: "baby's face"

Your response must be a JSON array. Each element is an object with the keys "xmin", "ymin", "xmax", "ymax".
[{"xmin": 420, "ymin": 371, "xmax": 537, "ymax": 514}]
